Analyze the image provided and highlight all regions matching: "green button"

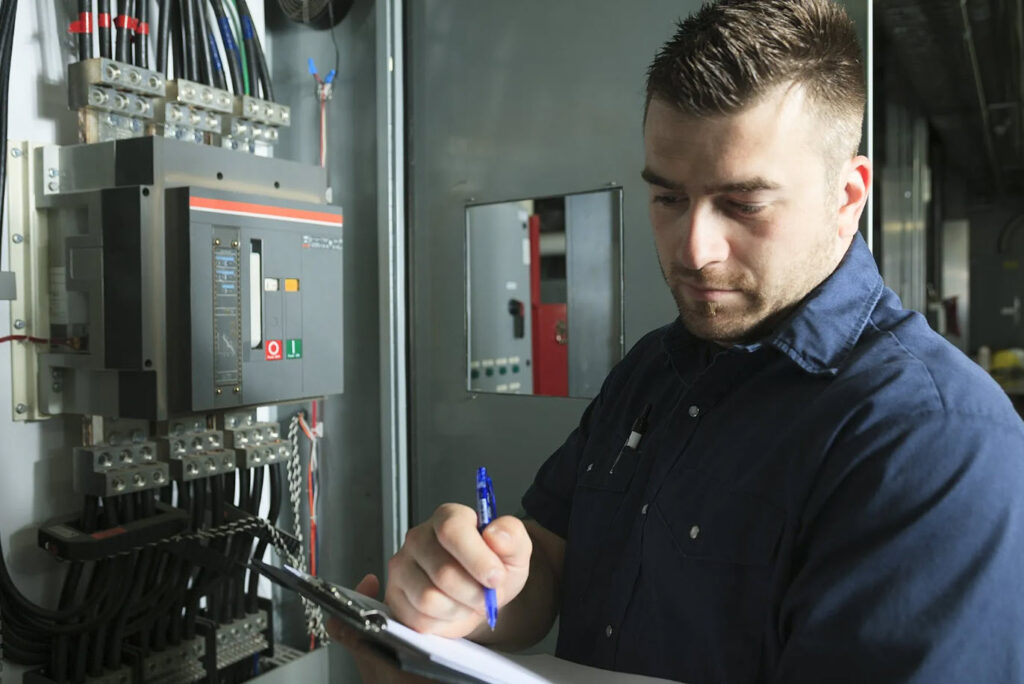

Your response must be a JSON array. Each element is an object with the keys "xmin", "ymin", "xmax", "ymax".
[
  {"xmin": 485, "ymin": 368, "xmax": 494, "ymax": 377},
  {"xmin": 499, "ymin": 367, "xmax": 507, "ymax": 375},
  {"xmin": 512, "ymin": 365, "xmax": 520, "ymax": 374},
  {"xmin": 471, "ymin": 369, "xmax": 480, "ymax": 379},
  {"xmin": 286, "ymin": 339, "xmax": 302, "ymax": 359}
]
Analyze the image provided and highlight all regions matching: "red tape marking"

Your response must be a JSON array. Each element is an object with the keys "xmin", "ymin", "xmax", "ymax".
[{"xmin": 69, "ymin": 12, "xmax": 93, "ymax": 34}]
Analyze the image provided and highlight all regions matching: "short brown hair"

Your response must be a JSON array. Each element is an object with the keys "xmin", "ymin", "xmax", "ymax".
[{"xmin": 646, "ymin": 0, "xmax": 865, "ymax": 163}]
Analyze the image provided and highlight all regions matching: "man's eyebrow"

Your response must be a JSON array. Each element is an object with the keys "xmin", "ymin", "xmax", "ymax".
[
  {"xmin": 640, "ymin": 168, "xmax": 684, "ymax": 190},
  {"xmin": 706, "ymin": 178, "xmax": 782, "ymax": 194},
  {"xmin": 641, "ymin": 169, "xmax": 781, "ymax": 195}
]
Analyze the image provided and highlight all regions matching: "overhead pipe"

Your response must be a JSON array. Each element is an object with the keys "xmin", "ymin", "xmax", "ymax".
[{"xmin": 959, "ymin": 0, "xmax": 1003, "ymax": 191}]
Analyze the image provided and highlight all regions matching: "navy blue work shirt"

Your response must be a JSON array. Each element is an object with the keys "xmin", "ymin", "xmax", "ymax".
[{"xmin": 522, "ymin": 235, "xmax": 1024, "ymax": 683}]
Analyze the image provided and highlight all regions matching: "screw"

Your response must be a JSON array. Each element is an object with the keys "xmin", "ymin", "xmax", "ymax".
[
  {"xmin": 216, "ymin": 388, "xmax": 223, "ymax": 395},
  {"xmin": 231, "ymin": 240, "xmax": 239, "ymax": 248},
  {"xmin": 11, "ymin": 233, "xmax": 22, "ymax": 244},
  {"xmin": 15, "ymin": 403, "xmax": 27, "ymax": 414},
  {"xmin": 233, "ymin": 386, "xmax": 240, "ymax": 394},
  {"xmin": 47, "ymin": 168, "xmax": 58, "ymax": 178},
  {"xmin": 48, "ymin": 181, "xmax": 58, "ymax": 192},
  {"xmin": 13, "ymin": 319, "xmax": 25, "ymax": 330},
  {"xmin": 214, "ymin": 238, "xmax": 221, "ymax": 246},
  {"xmin": 10, "ymin": 148, "xmax": 21, "ymax": 158}
]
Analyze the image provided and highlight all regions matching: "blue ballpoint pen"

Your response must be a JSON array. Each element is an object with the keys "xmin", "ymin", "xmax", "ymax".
[{"xmin": 475, "ymin": 467, "xmax": 499, "ymax": 630}]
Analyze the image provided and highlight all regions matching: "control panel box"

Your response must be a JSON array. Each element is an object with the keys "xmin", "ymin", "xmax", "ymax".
[
  {"xmin": 19, "ymin": 136, "xmax": 343, "ymax": 420},
  {"xmin": 165, "ymin": 188, "xmax": 344, "ymax": 412}
]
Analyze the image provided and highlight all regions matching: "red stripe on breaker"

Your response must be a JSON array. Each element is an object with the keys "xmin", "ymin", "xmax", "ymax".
[{"xmin": 189, "ymin": 196, "xmax": 343, "ymax": 226}]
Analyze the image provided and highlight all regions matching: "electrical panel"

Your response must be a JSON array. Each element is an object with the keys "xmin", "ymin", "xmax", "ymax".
[
  {"xmin": 10, "ymin": 136, "xmax": 343, "ymax": 421},
  {"xmin": 0, "ymin": 3, "xmax": 344, "ymax": 681}
]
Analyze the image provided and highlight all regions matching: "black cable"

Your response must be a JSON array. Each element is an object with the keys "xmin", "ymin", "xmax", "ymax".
[
  {"xmin": 209, "ymin": 0, "xmax": 243, "ymax": 95},
  {"xmin": 181, "ymin": 0, "xmax": 199, "ymax": 81},
  {"xmin": 170, "ymin": 0, "xmax": 183, "ymax": 79},
  {"xmin": 0, "ymin": 0, "xmax": 19, "ymax": 275},
  {"xmin": 156, "ymin": 0, "xmax": 171, "ymax": 75},
  {"xmin": 246, "ymin": 464, "xmax": 281, "ymax": 612},
  {"xmin": 114, "ymin": 0, "xmax": 128, "ymax": 63},
  {"xmin": 193, "ymin": 0, "xmax": 212, "ymax": 85},
  {"xmin": 205, "ymin": 8, "xmax": 226, "ymax": 90},
  {"xmin": 236, "ymin": 0, "xmax": 257, "ymax": 96},
  {"xmin": 97, "ymin": 0, "xmax": 111, "ymax": 58},
  {"xmin": 134, "ymin": 0, "xmax": 148, "ymax": 68},
  {"xmin": 236, "ymin": 466, "xmax": 263, "ymax": 617},
  {"xmin": 75, "ymin": 0, "xmax": 94, "ymax": 61},
  {"xmin": 237, "ymin": 0, "xmax": 273, "ymax": 101}
]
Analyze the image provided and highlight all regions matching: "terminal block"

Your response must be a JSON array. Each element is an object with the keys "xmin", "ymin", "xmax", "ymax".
[
  {"xmin": 206, "ymin": 611, "xmax": 270, "ymax": 671},
  {"xmin": 73, "ymin": 443, "xmax": 169, "ymax": 497},
  {"xmin": 224, "ymin": 95, "xmax": 291, "ymax": 153},
  {"xmin": 155, "ymin": 421, "xmax": 238, "ymax": 482},
  {"xmin": 67, "ymin": 58, "xmax": 166, "ymax": 143},
  {"xmin": 132, "ymin": 635, "xmax": 206, "ymax": 684},
  {"xmin": 223, "ymin": 419, "xmax": 289, "ymax": 469},
  {"xmin": 157, "ymin": 79, "xmax": 233, "ymax": 145}
]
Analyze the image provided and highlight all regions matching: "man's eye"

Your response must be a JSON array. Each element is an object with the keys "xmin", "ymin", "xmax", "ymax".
[
  {"xmin": 653, "ymin": 194, "xmax": 685, "ymax": 206},
  {"xmin": 730, "ymin": 201, "xmax": 765, "ymax": 216}
]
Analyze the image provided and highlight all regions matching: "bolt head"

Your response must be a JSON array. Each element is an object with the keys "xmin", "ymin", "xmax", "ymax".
[
  {"xmin": 10, "ymin": 148, "xmax": 21, "ymax": 158},
  {"xmin": 13, "ymin": 319, "xmax": 25, "ymax": 330},
  {"xmin": 15, "ymin": 403, "xmax": 27, "ymax": 414},
  {"xmin": 11, "ymin": 233, "xmax": 22, "ymax": 244},
  {"xmin": 47, "ymin": 168, "xmax": 58, "ymax": 178},
  {"xmin": 48, "ymin": 181, "xmax": 58, "ymax": 192}
]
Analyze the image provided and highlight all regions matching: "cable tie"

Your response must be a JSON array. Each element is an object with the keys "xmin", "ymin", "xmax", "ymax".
[{"xmin": 69, "ymin": 12, "xmax": 94, "ymax": 34}]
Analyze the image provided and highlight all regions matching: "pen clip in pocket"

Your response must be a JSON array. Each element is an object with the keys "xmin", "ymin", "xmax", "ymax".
[{"xmin": 580, "ymin": 445, "xmax": 640, "ymax": 492}]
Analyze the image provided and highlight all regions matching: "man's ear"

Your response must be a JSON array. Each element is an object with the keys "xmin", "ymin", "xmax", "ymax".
[{"xmin": 837, "ymin": 155, "xmax": 871, "ymax": 239}]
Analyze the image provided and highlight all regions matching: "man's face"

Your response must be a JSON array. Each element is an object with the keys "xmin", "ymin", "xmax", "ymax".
[{"xmin": 643, "ymin": 87, "xmax": 855, "ymax": 345}]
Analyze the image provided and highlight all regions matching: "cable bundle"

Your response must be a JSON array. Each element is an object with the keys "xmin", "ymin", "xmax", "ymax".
[{"xmin": 0, "ymin": 0, "xmax": 19, "ymax": 272}]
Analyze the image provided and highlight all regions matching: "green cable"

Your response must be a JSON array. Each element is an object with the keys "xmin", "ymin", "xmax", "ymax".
[{"xmin": 224, "ymin": 0, "xmax": 250, "ymax": 96}]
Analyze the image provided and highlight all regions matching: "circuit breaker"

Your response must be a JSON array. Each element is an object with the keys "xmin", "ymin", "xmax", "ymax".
[{"xmin": 12, "ymin": 135, "xmax": 343, "ymax": 421}]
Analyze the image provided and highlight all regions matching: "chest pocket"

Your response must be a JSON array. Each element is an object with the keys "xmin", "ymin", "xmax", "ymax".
[
  {"xmin": 656, "ymin": 470, "xmax": 784, "ymax": 567},
  {"xmin": 567, "ymin": 423, "xmax": 645, "ymax": 554}
]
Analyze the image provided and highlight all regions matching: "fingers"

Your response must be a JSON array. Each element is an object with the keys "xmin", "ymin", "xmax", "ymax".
[
  {"xmin": 385, "ymin": 579, "xmax": 474, "ymax": 638},
  {"xmin": 481, "ymin": 516, "xmax": 532, "ymax": 572},
  {"xmin": 355, "ymin": 573, "xmax": 381, "ymax": 598},
  {"xmin": 388, "ymin": 548, "xmax": 482, "ymax": 622},
  {"xmin": 414, "ymin": 537, "xmax": 487, "ymax": 611},
  {"xmin": 430, "ymin": 503, "xmax": 505, "ymax": 588}
]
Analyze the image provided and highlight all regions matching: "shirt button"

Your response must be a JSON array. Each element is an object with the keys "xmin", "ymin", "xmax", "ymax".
[
  {"xmin": 688, "ymin": 405, "xmax": 700, "ymax": 418},
  {"xmin": 689, "ymin": 525, "xmax": 700, "ymax": 539},
  {"xmin": 641, "ymin": 503, "xmax": 649, "ymax": 515},
  {"xmin": 605, "ymin": 625, "xmax": 614, "ymax": 638}
]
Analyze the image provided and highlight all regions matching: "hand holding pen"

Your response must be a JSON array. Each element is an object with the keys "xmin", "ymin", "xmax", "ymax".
[{"xmin": 376, "ymin": 482, "xmax": 532, "ymax": 639}]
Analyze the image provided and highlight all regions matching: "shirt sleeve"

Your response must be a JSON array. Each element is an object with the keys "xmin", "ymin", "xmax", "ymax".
[{"xmin": 772, "ymin": 410, "xmax": 1024, "ymax": 683}]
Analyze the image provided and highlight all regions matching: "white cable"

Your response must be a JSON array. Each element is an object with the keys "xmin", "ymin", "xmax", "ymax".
[{"xmin": 287, "ymin": 413, "xmax": 328, "ymax": 644}]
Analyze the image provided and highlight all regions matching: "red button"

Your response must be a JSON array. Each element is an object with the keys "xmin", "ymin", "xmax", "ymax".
[{"xmin": 265, "ymin": 339, "xmax": 283, "ymax": 361}]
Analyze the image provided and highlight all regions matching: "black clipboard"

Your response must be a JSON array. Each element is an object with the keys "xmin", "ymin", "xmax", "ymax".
[{"xmin": 250, "ymin": 559, "xmax": 490, "ymax": 684}]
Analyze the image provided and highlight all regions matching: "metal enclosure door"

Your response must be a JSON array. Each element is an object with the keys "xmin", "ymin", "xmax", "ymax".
[{"xmin": 407, "ymin": 0, "xmax": 871, "ymax": 536}]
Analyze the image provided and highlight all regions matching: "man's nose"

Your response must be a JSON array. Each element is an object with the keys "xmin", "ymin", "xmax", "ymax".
[{"xmin": 678, "ymin": 202, "xmax": 729, "ymax": 271}]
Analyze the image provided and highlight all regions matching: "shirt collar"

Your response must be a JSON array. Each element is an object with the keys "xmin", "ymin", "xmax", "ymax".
[{"xmin": 661, "ymin": 233, "xmax": 884, "ymax": 378}]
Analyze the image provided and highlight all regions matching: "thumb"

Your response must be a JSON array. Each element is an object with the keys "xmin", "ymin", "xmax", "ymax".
[
  {"xmin": 482, "ymin": 516, "xmax": 532, "ymax": 570},
  {"xmin": 355, "ymin": 573, "xmax": 381, "ymax": 598}
]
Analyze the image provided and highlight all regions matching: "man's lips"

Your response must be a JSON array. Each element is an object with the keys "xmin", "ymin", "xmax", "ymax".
[{"xmin": 679, "ymin": 281, "xmax": 741, "ymax": 302}]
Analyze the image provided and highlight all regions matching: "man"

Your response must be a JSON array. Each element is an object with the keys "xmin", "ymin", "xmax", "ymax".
[{"xmin": 336, "ymin": 0, "xmax": 1024, "ymax": 681}]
